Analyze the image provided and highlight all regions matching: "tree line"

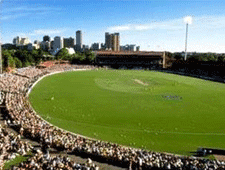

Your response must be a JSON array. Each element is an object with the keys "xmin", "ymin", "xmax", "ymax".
[
  {"xmin": 1, "ymin": 47, "xmax": 96, "ymax": 72},
  {"xmin": 2, "ymin": 46, "xmax": 225, "ymax": 74},
  {"xmin": 170, "ymin": 52, "xmax": 225, "ymax": 79},
  {"xmin": 172, "ymin": 52, "xmax": 225, "ymax": 62},
  {"xmin": 2, "ymin": 48, "xmax": 47, "ymax": 71},
  {"xmin": 55, "ymin": 48, "xmax": 96, "ymax": 64}
]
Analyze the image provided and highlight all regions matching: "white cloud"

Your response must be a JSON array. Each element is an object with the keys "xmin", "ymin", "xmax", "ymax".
[
  {"xmin": 191, "ymin": 15, "xmax": 225, "ymax": 29},
  {"xmin": 134, "ymin": 25, "xmax": 152, "ymax": 31},
  {"xmin": 107, "ymin": 15, "xmax": 225, "ymax": 53},
  {"xmin": 107, "ymin": 19, "xmax": 184, "ymax": 32},
  {"xmin": 107, "ymin": 15, "xmax": 225, "ymax": 33},
  {"xmin": 1, "ymin": 13, "xmax": 29, "ymax": 20},
  {"xmin": 3, "ymin": 6, "xmax": 61, "ymax": 13},
  {"xmin": 33, "ymin": 29, "xmax": 66, "ymax": 35},
  {"xmin": 108, "ymin": 25, "xmax": 131, "ymax": 32},
  {"xmin": 2, "ymin": 5, "xmax": 61, "ymax": 21}
]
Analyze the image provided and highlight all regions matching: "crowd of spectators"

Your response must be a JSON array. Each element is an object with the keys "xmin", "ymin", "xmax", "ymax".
[
  {"xmin": 0, "ymin": 91, "xmax": 4, "ymax": 104},
  {"xmin": 11, "ymin": 152, "xmax": 99, "ymax": 170},
  {"xmin": 0, "ymin": 123, "xmax": 98, "ymax": 170},
  {"xmin": 0, "ymin": 124, "xmax": 33, "ymax": 168},
  {"xmin": 1, "ymin": 63, "xmax": 225, "ymax": 169}
]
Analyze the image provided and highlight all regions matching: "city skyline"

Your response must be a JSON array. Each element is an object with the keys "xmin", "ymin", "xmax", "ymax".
[{"xmin": 1, "ymin": 0, "xmax": 225, "ymax": 53}]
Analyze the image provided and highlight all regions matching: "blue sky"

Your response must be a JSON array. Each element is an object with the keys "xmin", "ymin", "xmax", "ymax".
[{"xmin": 1, "ymin": 0, "xmax": 225, "ymax": 53}]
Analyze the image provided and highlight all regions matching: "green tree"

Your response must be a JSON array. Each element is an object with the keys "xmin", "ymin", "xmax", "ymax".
[
  {"xmin": 78, "ymin": 53, "xmax": 86, "ymax": 63},
  {"xmin": 8, "ymin": 56, "xmax": 15, "ymax": 68},
  {"xmin": 199, "ymin": 53, "xmax": 208, "ymax": 61},
  {"xmin": 85, "ymin": 50, "xmax": 96, "ymax": 64},
  {"xmin": 173, "ymin": 53, "xmax": 183, "ymax": 60},
  {"xmin": 31, "ymin": 49, "xmax": 39, "ymax": 58},
  {"xmin": 14, "ymin": 57, "xmax": 23, "ymax": 68},
  {"xmin": 218, "ymin": 55, "xmax": 225, "ymax": 62},
  {"xmin": 37, "ymin": 49, "xmax": 44, "ymax": 58},
  {"xmin": 31, "ymin": 49, "xmax": 43, "ymax": 65},
  {"xmin": 56, "ymin": 48, "xmax": 70, "ymax": 61},
  {"xmin": 2, "ymin": 49, "xmax": 13, "ymax": 68},
  {"xmin": 23, "ymin": 60, "xmax": 31, "ymax": 67},
  {"xmin": 206, "ymin": 53, "xmax": 217, "ymax": 61},
  {"xmin": 187, "ymin": 56, "xmax": 198, "ymax": 62}
]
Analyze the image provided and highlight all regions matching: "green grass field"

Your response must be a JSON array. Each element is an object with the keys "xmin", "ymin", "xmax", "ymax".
[{"xmin": 29, "ymin": 69, "xmax": 225, "ymax": 155}]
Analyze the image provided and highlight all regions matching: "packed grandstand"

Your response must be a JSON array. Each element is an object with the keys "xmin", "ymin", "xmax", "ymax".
[{"xmin": 0, "ymin": 63, "xmax": 225, "ymax": 169}]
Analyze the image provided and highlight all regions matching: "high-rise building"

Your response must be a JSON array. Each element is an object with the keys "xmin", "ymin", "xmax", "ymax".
[
  {"xmin": 112, "ymin": 34, "xmax": 116, "ymax": 51},
  {"xmin": 63, "ymin": 37, "xmax": 75, "ymax": 48},
  {"xmin": 40, "ymin": 41, "xmax": 51, "ymax": 51},
  {"xmin": 53, "ymin": 36, "xmax": 63, "ymax": 52},
  {"xmin": 120, "ymin": 44, "xmax": 136, "ymax": 52},
  {"xmin": 34, "ymin": 40, "xmax": 40, "ymax": 44},
  {"xmin": 13, "ymin": 36, "xmax": 30, "ymax": 46},
  {"xmin": 20, "ymin": 38, "xmax": 30, "ymax": 45},
  {"xmin": 128, "ymin": 44, "xmax": 135, "ymax": 51},
  {"xmin": 105, "ymin": 32, "xmax": 111, "ymax": 50},
  {"xmin": 105, "ymin": 32, "xmax": 120, "ymax": 51},
  {"xmin": 136, "ymin": 46, "xmax": 140, "ymax": 52},
  {"xmin": 27, "ymin": 43, "xmax": 33, "ymax": 51},
  {"xmin": 33, "ymin": 40, "xmax": 40, "ymax": 50},
  {"xmin": 13, "ymin": 36, "xmax": 20, "ymax": 45},
  {"xmin": 101, "ymin": 43, "xmax": 106, "ymax": 50},
  {"xmin": 113, "ymin": 33, "xmax": 120, "ymax": 51},
  {"xmin": 76, "ymin": 30, "xmax": 82, "ymax": 51},
  {"xmin": 50, "ymin": 41, "xmax": 54, "ymax": 49},
  {"xmin": 91, "ymin": 43, "xmax": 100, "ymax": 51},
  {"xmin": 43, "ymin": 35, "xmax": 50, "ymax": 42}
]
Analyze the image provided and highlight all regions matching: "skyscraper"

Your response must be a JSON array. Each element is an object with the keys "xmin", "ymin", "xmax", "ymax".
[
  {"xmin": 120, "ymin": 44, "xmax": 136, "ymax": 51},
  {"xmin": 114, "ymin": 33, "xmax": 120, "ymax": 51},
  {"xmin": 105, "ymin": 32, "xmax": 111, "ymax": 50},
  {"xmin": 13, "ymin": 36, "xmax": 30, "ymax": 45},
  {"xmin": 40, "ymin": 41, "xmax": 51, "ymax": 51},
  {"xmin": 105, "ymin": 32, "xmax": 120, "ymax": 51},
  {"xmin": 53, "ymin": 36, "xmax": 63, "ymax": 52},
  {"xmin": 76, "ymin": 30, "xmax": 82, "ymax": 51},
  {"xmin": 63, "ymin": 37, "xmax": 75, "ymax": 48},
  {"xmin": 50, "ymin": 41, "xmax": 54, "ymax": 49},
  {"xmin": 43, "ymin": 35, "xmax": 50, "ymax": 42},
  {"xmin": 33, "ymin": 40, "xmax": 40, "ymax": 50},
  {"xmin": 91, "ymin": 43, "xmax": 100, "ymax": 51},
  {"xmin": 136, "ymin": 46, "xmax": 140, "ymax": 52},
  {"xmin": 13, "ymin": 36, "xmax": 20, "ymax": 44},
  {"xmin": 20, "ymin": 38, "xmax": 30, "ymax": 45}
]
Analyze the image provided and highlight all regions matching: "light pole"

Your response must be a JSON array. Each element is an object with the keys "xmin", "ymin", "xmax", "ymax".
[{"xmin": 184, "ymin": 16, "xmax": 192, "ymax": 61}]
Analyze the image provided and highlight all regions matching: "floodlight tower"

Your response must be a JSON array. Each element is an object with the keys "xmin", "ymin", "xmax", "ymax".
[{"xmin": 184, "ymin": 16, "xmax": 192, "ymax": 61}]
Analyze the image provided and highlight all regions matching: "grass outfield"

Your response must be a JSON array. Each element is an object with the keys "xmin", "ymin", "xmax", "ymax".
[{"xmin": 29, "ymin": 69, "xmax": 225, "ymax": 155}]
